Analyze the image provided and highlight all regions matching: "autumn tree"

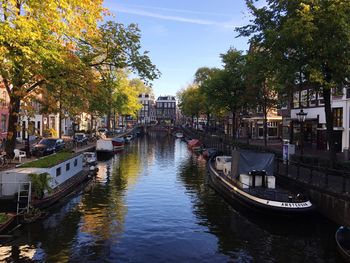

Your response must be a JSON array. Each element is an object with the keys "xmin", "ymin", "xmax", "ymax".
[
  {"xmin": 78, "ymin": 21, "xmax": 160, "ymax": 130},
  {"xmin": 0, "ymin": 0, "xmax": 104, "ymax": 156}
]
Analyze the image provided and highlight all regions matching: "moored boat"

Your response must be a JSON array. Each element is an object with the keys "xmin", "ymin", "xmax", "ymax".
[
  {"xmin": 188, "ymin": 139, "xmax": 202, "ymax": 151},
  {"xmin": 336, "ymin": 226, "xmax": 350, "ymax": 262},
  {"xmin": 112, "ymin": 137, "xmax": 125, "ymax": 149},
  {"xmin": 0, "ymin": 152, "xmax": 90, "ymax": 211},
  {"xmin": 96, "ymin": 138, "xmax": 114, "ymax": 159},
  {"xmin": 83, "ymin": 152, "xmax": 97, "ymax": 166},
  {"xmin": 207, "ymin": 150, "xmax": 314, "ymax": 216},
  {"xmin": 175, "ymin": 132, "xmax": 184, "ymax": 138}
]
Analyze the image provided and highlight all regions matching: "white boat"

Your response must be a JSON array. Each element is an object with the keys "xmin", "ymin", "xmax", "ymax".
[
  {"xmin": 83, "ymin": 152, "xmax": 97, "ymax": 166},
  {"xmin": 96, "ymin": 138, "xmax": 114, "ymax": 158},
  {"xmin": 207, "ymin": 150, "xmax": 314, "ymax": 216},
  {"xmin": 175, "ymin": 132, "xmax": 183, "ymax": 138},
  {"xmin": 0, "ymin": 153, "xmax": 89, "ymax": 210}
]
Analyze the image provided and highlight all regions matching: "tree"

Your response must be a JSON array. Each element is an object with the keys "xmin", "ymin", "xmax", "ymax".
[
  {"xmin": 194, "ymin": 67, "xmax": 219, "ymax": 130},
  {"xmin": 79, "ymin": 21, "xmax": 160, "ymax": 130},
  {"xmin": 245, "ymin": 47, "xmax": 280, "ymax": 146},
  {"xmin": 202, "ymin": 49, "xmax": 247, "ymax": 138},
  {"xmin": 239, "ymin": 0, "xmax": 350, "ymax": 163},
  {"xmin": 177, "ymin": 84, "xmax": 205, "ymax": 127},
  {"xmin": 0, "ymin": 0, "xmax": 104, "ymax": 156}
]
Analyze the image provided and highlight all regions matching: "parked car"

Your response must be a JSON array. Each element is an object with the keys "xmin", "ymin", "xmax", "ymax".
[
  {"xmin": 74, "ymin": 133, "xmax": 88, "ymax": 145},
  {"xmin": 97, "ymin": 128, "xmax": 108, "ymax": 134},
  {"xmin": 31, "ymin": 138, "xmax": 65, "ymax": 157}
]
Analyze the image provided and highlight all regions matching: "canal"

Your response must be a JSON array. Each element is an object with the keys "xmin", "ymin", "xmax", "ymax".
[{"xmin": 0, "ymin": 134, "xmax": 341, "ymax": 262}]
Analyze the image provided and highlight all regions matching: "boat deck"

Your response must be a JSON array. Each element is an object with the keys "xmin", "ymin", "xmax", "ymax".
[{"xmin": 212, "ymin": 161, "xmax": 306, "ymax": 203}]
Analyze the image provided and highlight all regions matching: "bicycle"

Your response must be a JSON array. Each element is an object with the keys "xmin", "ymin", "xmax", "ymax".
[{"xmin": 0, "ymin": 153, "xmax": 9, "ymax": 166}]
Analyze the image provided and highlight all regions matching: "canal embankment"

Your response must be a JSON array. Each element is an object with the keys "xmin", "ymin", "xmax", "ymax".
[{"xmin": 182, "ymin": 126, "xmax": 350, "ymax": 226}]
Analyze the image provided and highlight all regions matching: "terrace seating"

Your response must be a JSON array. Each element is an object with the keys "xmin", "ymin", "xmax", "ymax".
[{"xmin": 13, "ymin": 149, "xmax": 27, "ymax": 162}]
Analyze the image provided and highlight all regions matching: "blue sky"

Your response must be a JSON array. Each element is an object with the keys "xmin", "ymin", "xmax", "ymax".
[{"xmin": 104, "ymin": 0, "xmax": 251, "ymax": 97}]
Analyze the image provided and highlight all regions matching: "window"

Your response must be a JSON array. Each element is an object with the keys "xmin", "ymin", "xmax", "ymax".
[
  {"xmin": 301, "ymin": 90, "xmax": 308, "ymax": 107},
  {"xmin": 293, "ymin": 92, "xmax": 299, "ymax": 108},
  {"xmin": 66, "ymin": 163, "xmax": 70, "ymax": 171},
  {"xmin": 56, "ymin": 167, "xmax": 61, "ymax": 176},
  {"xmin": 74, "ymin": 159, "xmax": 78, "ymax": 166},
  {"xmin": 310, "ymin": 92, "xmax": 317, "ymax": 107},
  {"xmin": 347, "ymin": 88, "xmax": 350, "ymax": 99},
  {"xmin": 333, "ymin": 107, "xmax": 343, "ymax": 127},
  {"xmin": 318, "ymin": 92, "xmax": 324, "ymax": 105}
]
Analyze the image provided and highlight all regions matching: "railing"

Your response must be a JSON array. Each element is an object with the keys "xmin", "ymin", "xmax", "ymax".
[
  {"xmin": 184, "ymin": 126, "xmax": 350, "ymax": 199},
  {"xmin": 275, "ymin": 158, "xmax": 350, "ymax": 198}
]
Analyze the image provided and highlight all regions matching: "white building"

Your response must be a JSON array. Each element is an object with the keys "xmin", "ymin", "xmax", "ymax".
[{"xmin": 290, "ymin": 87, "xmax": 350, "ymax": 152}]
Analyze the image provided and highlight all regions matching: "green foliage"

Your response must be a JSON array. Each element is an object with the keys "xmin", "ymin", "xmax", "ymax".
[
  {"xmin": 21, "ymin": 152, "xmax": 74, "ymax": 168},
  {"xmin": 28, "ymin": 173, "xmax": 52, "ymax": 199},
  {"xmin": 0, "ymin": 213, "xmax": 9, "ymax": 224}
]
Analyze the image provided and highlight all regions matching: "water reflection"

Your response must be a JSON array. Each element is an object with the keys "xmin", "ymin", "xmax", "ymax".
[
  {"xmin": 177, "ymin": 149, "xmax": 339, "ymax": 262},
  {"xmin": 0, "ymin": 135, "xmax": 339, "ymax": 262}
]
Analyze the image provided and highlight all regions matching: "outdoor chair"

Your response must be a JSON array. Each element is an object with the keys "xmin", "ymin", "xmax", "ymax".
[{"xmin": 13, "ymin": 149, "xmax": 27, "ymax": 162}]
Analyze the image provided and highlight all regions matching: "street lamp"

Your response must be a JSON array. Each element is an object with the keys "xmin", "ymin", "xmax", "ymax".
[{"xmin": 296, "ymin": 109, "xmax": 307, "ymax": 157}]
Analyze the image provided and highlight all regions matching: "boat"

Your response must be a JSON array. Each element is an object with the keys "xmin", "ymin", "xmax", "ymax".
[
  {"xmin": 207, "ymin": 150, "xmax": 314, "ymax": 215},
  {"xmin": 124, "ymin": 135, "xmax": 133, "ymax": 142},
  {"xmin": 0, "ymin": 153, "xmax": 90, "ymax": 211},
  {"xmin": 202, "ymin": 148, "xmax": 222, "ymax": 160},
  {"xmin": 112, "ymin": 137, "xmax": 125, "ymax": 149},
  {"xmin": 96, "ymin": 138, "xmax": 114, "ymax": 158},
  {"xmin": 187, "ymin": 139, "xmax": 202, "ymax": 151},
  {"xmin": 95, "ymin": 133, "xmax": 124, "ymax": 155},
  {"xmin": 336, "ymin": 226, "xmax": 350, "ymax": 262},
  {"xmin": 83, "ymin": 152, "xmax": 97, "ymax": 166},
  {"xmin": 175, "ymin": 132, "xmax": 184, "ymax": 138}
]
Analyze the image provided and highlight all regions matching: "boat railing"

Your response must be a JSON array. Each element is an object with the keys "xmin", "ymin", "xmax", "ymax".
[{"xmin": 220, "ymin": 172, "xmax": 308, "ymax": 203}]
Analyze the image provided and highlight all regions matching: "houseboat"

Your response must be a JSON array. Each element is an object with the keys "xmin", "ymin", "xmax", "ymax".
[
  {"xmin": 207, "ymin": 150, "xmax": 314, "ymax": 216},
  {"xmin": 0, "ymin": 152, "xmax": 90, "ymax": 212}
]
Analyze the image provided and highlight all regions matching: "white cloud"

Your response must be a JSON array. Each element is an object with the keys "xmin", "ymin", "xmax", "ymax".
[
  {"xmin": 109, "ymin": 6, "xmax": 238, "ymax": 29},
  {"xmin": 122, "ymin": 4, "xmax": 233, "ymax": 18}
]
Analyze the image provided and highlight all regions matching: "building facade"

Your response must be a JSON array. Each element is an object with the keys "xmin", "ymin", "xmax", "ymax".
[
  {"xmin": 137, "ymin": 93, "xmax": 155, "ymax": 124},
  {"xmin": 155, "ymin": 96, "xmax": 176, "ymax": 124},
  {"xmin": 284, "ymin": 87, "xmax": 350, "ymax": 152}
]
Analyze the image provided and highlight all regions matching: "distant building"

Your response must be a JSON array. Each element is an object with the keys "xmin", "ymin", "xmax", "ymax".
[
  {"xmin": 155, "ymin": 96, "xmax": 176, "ymax": 124},
  {"xmin": 137, "ymin": 93, "xmax": 155, "ymax": 124}
]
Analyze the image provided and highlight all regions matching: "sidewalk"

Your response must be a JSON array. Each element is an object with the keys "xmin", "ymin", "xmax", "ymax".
[
  {"xmin": 237, "ymin": 138, "xmax": 349, "ymax": 162},
  {"xmin": 0, "ymin": 139, "xmax": 96, "ymax": 171}
]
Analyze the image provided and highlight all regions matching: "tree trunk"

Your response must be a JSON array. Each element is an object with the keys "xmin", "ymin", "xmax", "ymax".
[
  {"xmin": 106, "ymin": 111, "xmax": 111, "ymax": 130},
  {"xmin": 263, "ymin": 105, "xmax": 268, "ymax": 147},
  {"xmin": 58, "ymin": 111, "xmax": 62, "ymax": 138},
  {"xmin": 232, "ymin": 111, "xmax": 236, "ymax": 140},
  {"xmin": 90, "ymin": 114, "xmax": 94, "ymax": 132},
  {"xmin": 5, "ymin": 96, "xmax": 21, "ymax": 158},
  {"xmin": 323, "ymin": 88, "xmax": 336, "ymax": 164}
]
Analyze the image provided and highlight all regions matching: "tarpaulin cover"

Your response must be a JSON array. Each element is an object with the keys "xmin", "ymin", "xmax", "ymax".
[
  {"xmin": 188, "ymin": 139, "xmax": 201, "ymax": 148},
  {"xmin": 231, "ymin": 150, "xmax": 274, "ymax": 178}
]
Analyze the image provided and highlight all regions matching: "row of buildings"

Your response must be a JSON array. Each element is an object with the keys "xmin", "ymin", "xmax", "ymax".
[
  {"xmin": 1, "ymin": 78, "xmax": 348, "ymax": 153},
  {"xmin": 0, "ymin": 82, "xmax": 178, "ymax": 141}
]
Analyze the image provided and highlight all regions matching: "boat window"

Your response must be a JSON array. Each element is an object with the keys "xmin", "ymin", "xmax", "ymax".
[
  {"xmin": 56, "ymin": 167, "xmax": 61, "ymax": 177},
  {"xmin": 66, "ymin": 163, "xmax": 70, "ymax": 171},
  {"xmin": 74, "ymin": 159, "xmax": 78, "ymax": 167}
]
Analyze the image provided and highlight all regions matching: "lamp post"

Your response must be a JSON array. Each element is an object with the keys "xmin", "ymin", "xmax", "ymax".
[{"xmin": 296, "ymin": 109, "xmax": 307, "ymax": 157}]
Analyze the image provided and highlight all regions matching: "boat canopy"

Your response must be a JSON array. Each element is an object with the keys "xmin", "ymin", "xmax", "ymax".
[{"xmin": 231, "ymin": 150, "xmax": 274, "ymax": 178}]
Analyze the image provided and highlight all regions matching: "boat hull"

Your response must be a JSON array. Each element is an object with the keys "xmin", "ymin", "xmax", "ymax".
[
  {"xmin": 207, "ymin": 160, "xmax": 314, "ymax": 216},
  {"xmin": 336, "ymin": 226, "xmax": 350, "ymax": 263},
  {"xmin": 30, "ymin": 170, "xmax": 90, "ymax": 209}
]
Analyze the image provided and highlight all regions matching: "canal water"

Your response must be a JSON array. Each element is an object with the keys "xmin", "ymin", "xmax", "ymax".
[{"xmin": 0, "ymin": 134, "xmax": 341, "ymax": 262}]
